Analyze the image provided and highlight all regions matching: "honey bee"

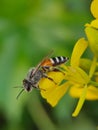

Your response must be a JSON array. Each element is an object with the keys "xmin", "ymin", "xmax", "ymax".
[{"xmin": 16, "ymin": 51, "xmax": 69, "ymax": 99}]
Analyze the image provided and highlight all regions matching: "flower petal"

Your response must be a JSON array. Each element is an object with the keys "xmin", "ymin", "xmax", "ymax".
[
  {"xmin": 91, "ymin": 0, "xmax": 98, "ymax": 19},
  {"xmin": 71, "ymin": 38, "xmax": 88, "ymax": 67},
  {"xmin": 40, "ymin": 82, "xmax": 69, "ymax": 107},
  {"xmin": 39, "ymin": 71, "xmax": 69, "ymax": 106},
  {"xmin": 65, "ymin": 66, "xmax": 90, "ymax": 85},
  {"xmin": 91, "ymin": 19, "xmax": 98, "ymax": 29},
  {"xmin": 39, "ymin": 71, "xmax": 65, "ymax": 89},
  {"xmin": 85, "ymin": 26, "xmax": 98, "ymax": 57},
  {"xmin": 69, "ymin": 86, "xmax": 83, "ymax": 98},
  {"xmin": 69, "ymin": 85, "xmax": 98, "ymax": 100},
  {"xmin": 85, "ymin": 85, "xmax": 98, "ymax": 100},
  {"xmin": 79, "ymin": 58, "xmax": 91, "ymax": 72}
]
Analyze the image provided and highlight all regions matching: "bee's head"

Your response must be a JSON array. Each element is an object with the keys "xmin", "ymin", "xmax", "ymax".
[{"xmin": 23, "ymin": 79, "xmax": 32, "ymax": 92}]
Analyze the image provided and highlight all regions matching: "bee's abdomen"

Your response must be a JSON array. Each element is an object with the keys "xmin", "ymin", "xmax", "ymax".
[{"xmin": 50, "ymin": 56, "xmax": 69, "ymax": 66}]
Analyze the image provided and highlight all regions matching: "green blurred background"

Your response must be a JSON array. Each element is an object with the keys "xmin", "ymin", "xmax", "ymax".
[{"xmin": 0, "ymin": 0, "xmax": 98, "ymax": 130}]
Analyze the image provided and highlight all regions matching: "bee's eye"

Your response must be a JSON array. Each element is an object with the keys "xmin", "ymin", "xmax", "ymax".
[{"xmin": 23, "ymin": 79, "xmax": 32, "ymax": 92}]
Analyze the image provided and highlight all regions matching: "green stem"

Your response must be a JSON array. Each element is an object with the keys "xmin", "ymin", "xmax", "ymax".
[{"xmin": 72, "ymin": 84, "xmax": 87, "ymax": 117}]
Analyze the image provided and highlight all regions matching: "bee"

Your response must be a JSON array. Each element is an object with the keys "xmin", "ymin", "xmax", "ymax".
[{"xmin": 16, "ymin": 51, "xmax": 69, "ymax": 99}]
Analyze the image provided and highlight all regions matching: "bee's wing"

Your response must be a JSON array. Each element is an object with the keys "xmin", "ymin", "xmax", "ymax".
[
  {"xmin": 38, "ymin": 50, "xmax": 54, "ymax": 67},
  {"xmin": 31, "ymin": 50, "xmax": 54, "ymax": 75}
]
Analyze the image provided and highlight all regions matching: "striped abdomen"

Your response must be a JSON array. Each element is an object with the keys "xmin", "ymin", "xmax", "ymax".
[
  {"xmin": 50, "ymin": 56, "xmax": 69, "ymax": 66},
  {"xmin": 42, "ymin": 56, "xmax": 69, "ymax": 67}
]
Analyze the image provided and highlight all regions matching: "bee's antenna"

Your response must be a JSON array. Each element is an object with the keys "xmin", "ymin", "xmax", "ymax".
[
  {"xmin": 13, "ymin": 86, "xmax": 23, "ymax": 88},
  {"xmin": 16, "ymin": 89, "xmax": 25, "ymax": 100}
]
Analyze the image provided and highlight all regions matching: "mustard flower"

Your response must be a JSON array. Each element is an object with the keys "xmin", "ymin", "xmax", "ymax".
[
  {"xmin": 39, "ymin": 37, "xmax": 98, "ymax": 117},
  {"xmin": 39, "ymin": 0, "xmax": 98, "ymax": 117},
  {"xmin": 63, "ymin": 37, "xmax": 98, "ymax": 117},
  {"xmin": 63, "ymin": 38, "xmax": 98, "ymax": 117},
  {"xmin": 69, "ymin": 0, "xmax": 98, "ymax": 116}
]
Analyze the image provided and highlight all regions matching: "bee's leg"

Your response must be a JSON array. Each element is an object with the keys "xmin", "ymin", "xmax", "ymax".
[
  {"xmin": 42, "ymin": 66, "xmax": 65, "ymax": 75},
  {"xmin": 33, "ymin": 84, "xmax": 46, "ymax": 91},
  {"xmin": 32, "ymin": 85, "xmax": 38, "ymax": 89},
  {"xmin": 51, "ymin": 67, "xmax": 65, "ymax": 75},
  {"xmin": 41, "ymin": 66, "xmax": 50, "ymax": 72},
  {"xmin": 43, "ymin": 74, "xmax": 57, "ymax": 85},
  {"xmin": 37, "ymin": 85, "xmax": 46, "ymax": 91}
]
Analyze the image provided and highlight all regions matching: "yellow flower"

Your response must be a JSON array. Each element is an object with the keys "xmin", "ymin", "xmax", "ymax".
[
  {"xmin": 38, "ymin": 1, "xmax": 98, "ymax": 117},
  {"xmin": 66, "ymin": 38, "xmax": 98, "ymax": 117},
  {"xmin": 88, "ymin": 0, "xmax": 98, "ymax": 28},
  {"xmin": 39, "ymin": 37, "xmax": 98, "ymax": 117}
]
